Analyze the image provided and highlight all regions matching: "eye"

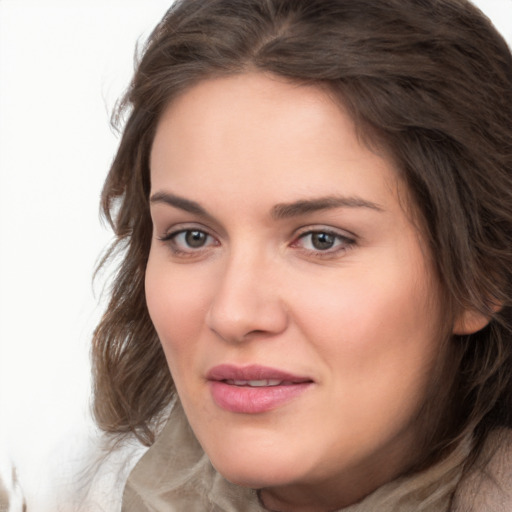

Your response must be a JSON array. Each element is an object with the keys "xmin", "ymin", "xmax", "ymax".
[
  {"xmin": 158, "ymin": 228, "xmax": 218, "ymax": 255},
  {"xmin": 292, "ymin": 229, "xmax": 355, "ymax": 256},
  {"xmin": 305, "ymin": 232, "xmax": 338, "ymax": 251},
  {"xmin": 177, "ymin": 230, "xmax": 210, "ymax": 248}
]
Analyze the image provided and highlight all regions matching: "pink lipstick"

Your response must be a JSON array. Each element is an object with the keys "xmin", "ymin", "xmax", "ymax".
[{"xmin": 207, "ymin": 364, "xmax": 313, "ymax": 414}]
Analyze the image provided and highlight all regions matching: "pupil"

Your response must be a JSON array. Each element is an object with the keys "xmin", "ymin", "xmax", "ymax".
[
  {"xmin": 312, "ymin": 232, "xmax": 335, "ymax": 250},
  {"xmin": 185, "ymin": 230, "xmax": 207, "ymax": 248}
]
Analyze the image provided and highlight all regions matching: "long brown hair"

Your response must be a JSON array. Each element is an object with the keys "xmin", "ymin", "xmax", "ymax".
[{"xmin": 92, "ymin": 0, "xmax": 512, "ymax": 472}]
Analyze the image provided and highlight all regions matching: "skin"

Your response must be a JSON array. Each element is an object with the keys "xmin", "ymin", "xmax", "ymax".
[{"xmin": 145, "ymin": 72, "xmax": 466, "ymax": 511}]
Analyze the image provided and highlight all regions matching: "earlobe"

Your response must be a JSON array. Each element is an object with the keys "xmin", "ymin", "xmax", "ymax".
[{"xmin": 452, "ymin": 308, "xmax": 492, "ymax": 335}]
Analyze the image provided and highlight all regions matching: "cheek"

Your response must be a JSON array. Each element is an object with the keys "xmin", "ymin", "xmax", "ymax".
[
  {"xmin": 144, "ymin": 253, "xmax": 213, "ymax": 364},
  {"xmin": 296, "ymin": 267, "xmax": 437, "ymax": 347},
  {"xmin": 292, "ymin": 260, "xmax": 445, "ymax": 403}
]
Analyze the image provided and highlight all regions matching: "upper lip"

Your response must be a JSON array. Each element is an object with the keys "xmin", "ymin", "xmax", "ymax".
[{"xmin": 206, "ymin": 364, "xmax": 313, "ymax": 383}]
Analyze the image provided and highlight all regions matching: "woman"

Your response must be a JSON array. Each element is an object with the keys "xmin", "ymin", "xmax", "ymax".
[{"xmin": 91, "ymin": 0, "xmax": 512, "ymax": 510}]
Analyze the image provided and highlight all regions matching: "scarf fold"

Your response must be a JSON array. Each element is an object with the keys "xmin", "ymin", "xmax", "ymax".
[{"xmin": 122, "ymin": 402, "xmax": 474, "ymax": 512}]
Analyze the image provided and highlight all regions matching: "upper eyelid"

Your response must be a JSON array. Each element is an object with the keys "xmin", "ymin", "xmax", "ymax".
[
  {"xmin": 293, "ymin": 225, "xmax": 357, "ymax": 241},
  {"xmin": 159, "ymin": 229, "xmax": 219, "ymax": 256},
  {"xmin": 153, "ymin": 215, "xmax": 227, "ymax": 242},
  {"xmin": 149, "ymin": 201, "xmax": 226, "ymax": 235},
  {"xmin": 292, "ymin": 230, "xmax": 357, "ymax": 258},
  {"xmin": 293, "ymin": 231, "xmax": 354, "ymax": 247},
  {"xmin": 158, "ymin": 223, "xmax": 218, "ymax": 238},
  {"xmin": 155, "ymin": 222, "xmax": 358, "ymax": 245}
]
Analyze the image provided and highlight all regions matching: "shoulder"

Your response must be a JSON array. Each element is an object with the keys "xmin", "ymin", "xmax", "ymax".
[{"xmin": 453, "ymin": 429, "xmax": 512, "ymax": 512}]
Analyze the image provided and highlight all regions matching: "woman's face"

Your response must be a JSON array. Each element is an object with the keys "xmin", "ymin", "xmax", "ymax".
[{"xmin": 146, "ymin": 73, "xmax": 451, "ymax": 509}]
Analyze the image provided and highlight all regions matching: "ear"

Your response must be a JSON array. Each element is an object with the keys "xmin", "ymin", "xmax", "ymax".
[{"xmin": 452, "ymin": 308, "xmax": 493, "ymax": 335}]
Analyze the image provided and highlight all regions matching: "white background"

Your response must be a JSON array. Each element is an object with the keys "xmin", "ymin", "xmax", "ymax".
[
  {"xmin": 0, "ymin": 0, "xmax": 511, "ymax": 507},
  {"xmin": 0, "ymin": 1, "xmax": 173, "ymax": 507}
]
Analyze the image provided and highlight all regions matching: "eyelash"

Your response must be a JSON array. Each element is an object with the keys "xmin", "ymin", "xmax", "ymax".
[
  {"xmin": 157, "ymin": 227, "xmax": 356, "ymax": 259},
  {"xmin": 291, "ymin": 229, "xmax": 356, "ymax": 257},
  {"xmin": 158, "ymin": 228, "xmax": 218, "ymax": 257}
]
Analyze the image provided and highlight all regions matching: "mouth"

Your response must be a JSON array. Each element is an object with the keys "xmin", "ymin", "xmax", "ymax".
[
  {"xmin": 206, "ymin": 364, "xmax": 313, "ymax": 414},
  {"xmin": 224, "ymin": 379, "xmax": 293, "ymax": 387}
]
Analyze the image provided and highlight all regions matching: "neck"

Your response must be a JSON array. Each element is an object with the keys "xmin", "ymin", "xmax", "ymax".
[{"xmin": 256, "ymin": 437, "xmax": 420, "ymax": 511}]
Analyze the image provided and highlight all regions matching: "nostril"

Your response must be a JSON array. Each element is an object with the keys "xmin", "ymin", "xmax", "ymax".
[{"xmin": 245, "ymin": 329, "xmax": 268, "ymax": 337}]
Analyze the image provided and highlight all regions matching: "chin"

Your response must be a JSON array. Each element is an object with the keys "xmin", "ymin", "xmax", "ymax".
[
  {"xmin": 206, "ymin": 440, "xmax": 309, "ymax": 489},
  {"xmin": 214, "ymin": 461, "xmax": 296, "ymax": 489}
]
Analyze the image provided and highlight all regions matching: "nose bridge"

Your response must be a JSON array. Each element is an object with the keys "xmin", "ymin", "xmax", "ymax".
[{"xmin": 206, "ymin": 242, "xmax": 287, "ymax": 342}]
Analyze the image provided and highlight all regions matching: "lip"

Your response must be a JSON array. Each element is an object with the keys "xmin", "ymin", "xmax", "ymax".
[{"xmin": 207, "ymin": 364, "xmax": 313, "ymax": 414}]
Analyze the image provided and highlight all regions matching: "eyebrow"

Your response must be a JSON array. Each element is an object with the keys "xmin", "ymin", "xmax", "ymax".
[
  {"xmin": 271, "ymin": 196, "xmax": 383, "ymax": 219},
  {"xmin": 150, "ymin": 191, "xmax": 209, "ymax": 216},
  {"xmin": 150, "ymin": 191, "xmax": 383, "ymax": 220}
]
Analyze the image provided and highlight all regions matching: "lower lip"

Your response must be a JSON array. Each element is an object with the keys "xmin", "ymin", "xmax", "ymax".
[{"xmin": 209, "ymin": 381, "xmax": 311, "ymax": 413}]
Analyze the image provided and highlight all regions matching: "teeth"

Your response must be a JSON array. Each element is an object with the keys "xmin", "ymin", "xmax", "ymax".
[{"xmin": 230, "ymin": 379, "xmax": 282, "ymax": 387}]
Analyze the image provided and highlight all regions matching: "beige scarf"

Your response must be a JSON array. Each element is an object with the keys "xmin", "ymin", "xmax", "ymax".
[{"xmin": 122, "ymin": 402, "xmax": 511, "ymax": 512}]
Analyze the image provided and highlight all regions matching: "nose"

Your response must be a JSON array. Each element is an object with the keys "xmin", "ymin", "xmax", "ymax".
[{"xmin": 205, "ymin": 250, "xmax": 289, "ymax": 343}]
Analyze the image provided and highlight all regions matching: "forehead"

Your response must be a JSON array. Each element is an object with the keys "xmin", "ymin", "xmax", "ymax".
[
  {"xmin": 151, "ymin": 73, "xmax": 351, "ymax": 162},
  {"xmin": 150, "ymin": 73, "xmax": 402, "ymax": 204}
]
